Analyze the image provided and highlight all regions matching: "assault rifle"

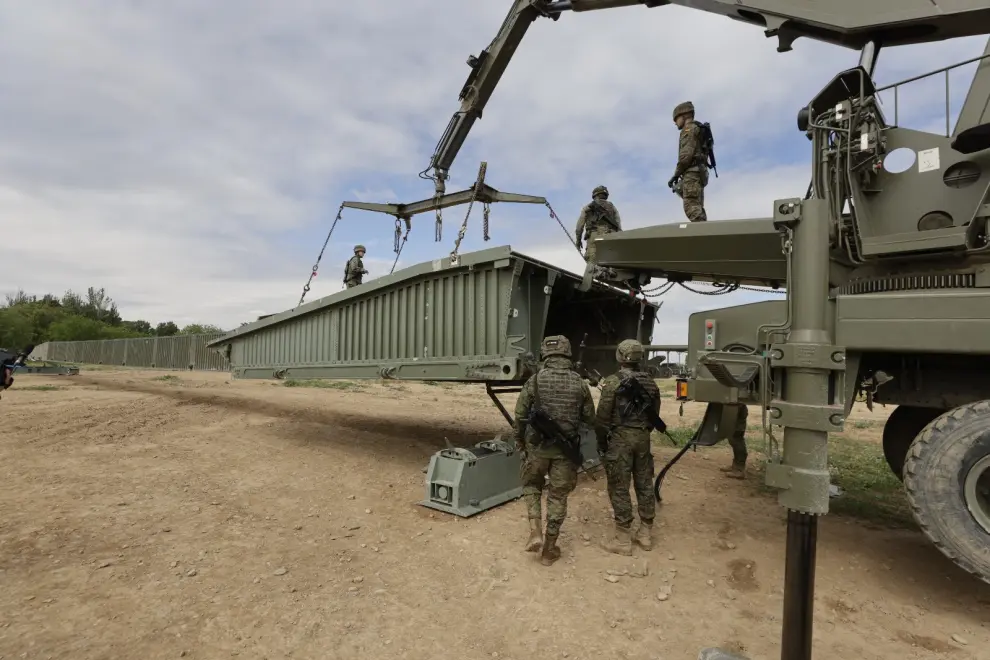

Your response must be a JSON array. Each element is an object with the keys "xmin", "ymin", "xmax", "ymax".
[
  {"xmin": 526, "ymin": 407, "xmax": 584, "ymax": 469},
  {"xmin": 589, "ymin": 198, "xmax": 620, "ymax": 232},
  {"xmin": 615, "ymin": 375, "xmax": 678, "ymax": 446},
  {"xmin": 574, "ymin": 333, "xmax": 601, "ymax": 387}
]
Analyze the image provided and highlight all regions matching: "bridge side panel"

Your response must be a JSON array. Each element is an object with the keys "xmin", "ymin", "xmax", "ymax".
[{"xmin": 228, "ymin": 260, "xmax": 522, "ymax": 381}]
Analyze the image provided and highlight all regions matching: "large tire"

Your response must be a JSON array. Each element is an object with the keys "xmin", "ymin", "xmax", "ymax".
[
  {"xmin": 903, "ymin": 401, "xmax": 990, "ymax": 584},
  {"xmin": 882, "ymin": 406, "xmax": 944, "ymax": 480}
]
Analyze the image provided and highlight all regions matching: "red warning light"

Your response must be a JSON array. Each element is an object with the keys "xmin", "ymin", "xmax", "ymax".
[{"xmin": 706, "ymin": 321, "xmax": 713, "ymax": 329}]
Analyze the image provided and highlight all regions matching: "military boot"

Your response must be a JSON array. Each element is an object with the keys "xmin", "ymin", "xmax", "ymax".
[
  {"xmin": 540, "ymin": 533, "xmax": 561, "ymax": 566},
  {"xmin": 602, "ymin": 524, "xmax": 633, "ymax": 556},
  {"xmin": 634, "ymin": 520, "xmax": 653, "ymax": 550},
  {"xmin": 525, "ymin": 518, "xmax": 543, "ymax": 552},
  {"xmin": 720, "ymin": 461, "xmax": 746, "ymax": 479}
]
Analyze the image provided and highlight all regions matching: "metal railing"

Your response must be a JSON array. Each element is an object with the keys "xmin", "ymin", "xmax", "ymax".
[{"xmin": 876, "ymin": 52, "xmax": 990, "ymax": 136}]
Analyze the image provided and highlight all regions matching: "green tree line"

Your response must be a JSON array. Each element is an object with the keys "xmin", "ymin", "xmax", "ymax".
[{"xmin": 0, "ymin": 287, "xmax": 224, "ymax": 350}]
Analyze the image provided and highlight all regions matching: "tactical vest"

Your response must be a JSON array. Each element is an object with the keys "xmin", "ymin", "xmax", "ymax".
[
  {"xmin": 535, "ymin": 366, "xmax": 586, "ymax": 435},
  {"xmin": 589, "ymin": 200, "xmax": 619, "ymax": 232},
  {"xmin": 614, "ymin": 368, "xmax": 661, "ymax": 429},
  {"xmin": 344, "ymin": 256, "xmax": 362, "ymax": 283}
]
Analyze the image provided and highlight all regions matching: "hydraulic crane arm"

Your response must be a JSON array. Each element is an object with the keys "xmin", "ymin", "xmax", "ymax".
[
  {"xmin": 422, "ymin": 0, "xmax": 667, "ymax": 194},
  {"xmin": 422, "ymin": 0, "xmax": 990, "ymax": 191},
  {"xmin": 420, "ymin": 0, "xmax": 544, "ymax": 194}
]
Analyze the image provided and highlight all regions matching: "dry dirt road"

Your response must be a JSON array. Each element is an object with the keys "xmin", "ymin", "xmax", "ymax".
[{"xmin": 1, "ymin": 369, "xmax": 988, "ymax": 660}]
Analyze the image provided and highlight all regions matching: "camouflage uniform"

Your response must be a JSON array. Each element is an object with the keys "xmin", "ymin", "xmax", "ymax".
[
  {"xmin": 344, "ymin": 245, "xmax": 368, "ymax": 288},
  {"xmin": 595, "ymin": 339, "xmax": 661, "ymax": 555},
  {"xmin": 670, "ymin": 102, "xmax": 709, "ymax": 223},
  {"xmin": 721, "ymin": 404, "xmax": 748, "ymax": 478},
  {"xmin": 513, "ymin": 335, "xmax": 596, "ymax": 566},
  {"xmin": 575, "ymin": 185, "xmax": 622, "ymax": 265}
]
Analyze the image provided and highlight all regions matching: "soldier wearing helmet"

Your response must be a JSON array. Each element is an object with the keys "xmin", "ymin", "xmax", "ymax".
[
  {"xmin": 575, "ymin": 185, "xmax": 623, "ymax": 266},
  {"xmin": 513, "ymin": 335, "xmax": 596, "ymax": 566},
  {"xmin": 668, "ymin": 101, "xmax": 709, "ymax": 222},
  {"xmin": 594, "ymin": 338, "xmax": 661, "ymax": 555},
  {"xmin": 343, "ymin": 245, "xmax": 369, "ymax": 289}
]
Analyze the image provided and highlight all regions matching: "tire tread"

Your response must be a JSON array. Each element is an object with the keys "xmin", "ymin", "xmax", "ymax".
[{"xmin": 903, "ymin": 400, "xmax": 990, "ymax": 585}]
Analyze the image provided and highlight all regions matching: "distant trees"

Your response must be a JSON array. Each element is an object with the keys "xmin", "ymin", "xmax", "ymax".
[
  {"xmin": 0, "ymin": 287, "xmax": 225, "ymax": 349},
  {"xmin": 155, "ymin": 321, "xmax": 179, "ymax": 337},
  {"xmin": 178, "ymin": 323, "xmax": 224, "ymax": 335}
]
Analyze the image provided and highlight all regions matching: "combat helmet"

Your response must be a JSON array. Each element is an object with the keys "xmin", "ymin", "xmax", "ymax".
[
  {"xmin": 353, "ymin": 244, "xmax": 366, "ymax": 254},
  {"xmin": 673, "ymin": 101, "xmax": 695, "ymax": 121},
  {"xmin": 540, "ymin": 335, "xmax": 572, "ymax": 359},
  {"xmin": 592, "ymin": 185, "xmax": 609, "ymax": 199},
  {"xmin": 615, "ymin": 338, "xmax": 644, "ymax": 363}
]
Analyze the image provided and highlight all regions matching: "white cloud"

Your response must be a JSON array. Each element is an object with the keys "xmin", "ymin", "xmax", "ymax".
[{"xmin": 0, "ymin": 1, "xmax": 985, "ymax": 341}]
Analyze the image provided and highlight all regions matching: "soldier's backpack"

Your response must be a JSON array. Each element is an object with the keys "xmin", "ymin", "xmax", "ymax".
[
  {"xmin": 343, "ymin": 256, "xmax": 362, "ymax": 283},
  {"xmin": 698, "ymin": 122, "xmax": 718, "ymax": 178}
]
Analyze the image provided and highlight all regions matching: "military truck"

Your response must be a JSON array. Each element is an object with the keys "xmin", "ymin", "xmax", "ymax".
[
  {"xmin": 643, "ymin": 345, "xmax": 688, "ymax": 379},
  {"xmin": 408, "ymin": 0, "xmax": 990, "ymax": 586},
  {"xmin": 362, "ymin": 1, "xmax": 990, "ymax": 656},
  {"xmin": 597, "ymin": 41, "xmax": 990, "ymax": 586}
]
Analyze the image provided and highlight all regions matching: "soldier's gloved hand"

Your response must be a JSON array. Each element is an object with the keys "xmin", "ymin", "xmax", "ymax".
[{"xmin": 667, "ymin": 174, "xmax": 678, "ymax": 189}]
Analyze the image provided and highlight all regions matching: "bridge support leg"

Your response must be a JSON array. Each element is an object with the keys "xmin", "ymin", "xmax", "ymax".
[
  {"xmin": 486, "ymin": 383, "xmax": 521, "ymax": 427},
  {"xmin": 770, "ymin": 197, "xmax": 834, "ymax": 660}
]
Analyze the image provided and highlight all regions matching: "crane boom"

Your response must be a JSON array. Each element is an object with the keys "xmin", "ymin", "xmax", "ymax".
[
  {"xmin": 423, "ymin": 0, "xmax": 990, "ymax": 191},
  {"xmin": 422, "ymin": 0, "xmax": 665, "ymax": 194}
]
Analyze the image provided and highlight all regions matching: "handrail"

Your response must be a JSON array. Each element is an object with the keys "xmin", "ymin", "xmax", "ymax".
[{"xmin": 875, "ymin": 52, "xmax": 990, "ymax": 136}]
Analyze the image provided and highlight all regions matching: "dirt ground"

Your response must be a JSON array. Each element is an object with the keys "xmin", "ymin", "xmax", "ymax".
[{"xmin": 1, "ymin": 369, "xmax": 988, "ymax": 660}]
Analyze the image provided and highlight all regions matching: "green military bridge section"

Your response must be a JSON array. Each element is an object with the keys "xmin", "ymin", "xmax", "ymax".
[
  {"xmin": 29, "ymin": 246, "xmax": 661, "ymax": 383},
  {"xmin": 32, "ymin": 332, "xmax": 230, "ymax": 372},
  {"xmin": 208, "ymin": 245, "xmax": 659, "ymax": 384}
]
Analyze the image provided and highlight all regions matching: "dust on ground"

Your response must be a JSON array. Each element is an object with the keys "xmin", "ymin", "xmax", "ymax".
[{"xmin": 1, "ymin": 369, "xmax": 988, "ymax": 660}]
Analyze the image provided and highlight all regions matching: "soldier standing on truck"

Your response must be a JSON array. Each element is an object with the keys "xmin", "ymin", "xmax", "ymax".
[
  {"xmin": 575, "ymin": 185, "xmax": 622, "ymax": 265},
  {"xmin": 595, "ymin": 339, "xmax": 661, "ymax": 555},
  {"xmin": 513, "ymin": 335, "xmax": 596, "ymax": 566},
  {"xmin": 344, "ymin": 245, "xmax": 369, "ymax": 288},
  {"xmin": 668, "ymin": 101, "xmax": 717, "ymax": 223}
]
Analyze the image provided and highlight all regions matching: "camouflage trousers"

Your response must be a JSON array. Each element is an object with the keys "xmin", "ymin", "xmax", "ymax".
[
  {"xmin": 583, "ymin": 226, "xmax": 616, "ymax": 264},
  {"xmin": 680, "ymin": 170, "xmax": 707, "ymax": 222},
  {"xmin": 603, "ymin": 427, "xmax": 655, "ymax": 529},
  {"xmin": 345, "ymin": 280, "xmax": 361, "ymax": 289},
  {"xmin": 727, "ymin": 404, "xmax": 748, "ymax": 464},
  {"xmin": 520, "ymin": 453, "xmax": 578, "ymax": 536}
]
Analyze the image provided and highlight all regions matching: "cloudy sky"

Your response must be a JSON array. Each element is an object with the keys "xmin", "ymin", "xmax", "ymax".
[{"xmin": 1, "ymin": 2, "xmax": 986, "ymax": 342}]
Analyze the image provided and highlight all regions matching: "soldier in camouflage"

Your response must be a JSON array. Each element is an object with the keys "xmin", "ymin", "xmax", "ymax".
[
  {"xmin": 344, "ymin": 245, "xmax": 369, "ymax": 288},
  {"xmin": 668, "ymin": 101, "xmax": 709, "ymax": 222},
  {"xmin": 575, "ymin": 185, "xmax": 622, "ymax": 266},
  {"xmin": 595, "ymin": 339, "xmax": 661, "ymax": 555},
  {"xmin": 722, "ymin": 404, "xmax": 749, "ymax": 479},
  {"xmin": 513, "ymin": 335, "xmax": 596, "ymax": 566}
]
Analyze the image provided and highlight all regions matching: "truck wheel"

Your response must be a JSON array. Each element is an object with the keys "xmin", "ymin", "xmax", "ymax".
[
  {"xmin": 903, "ymin": 401, "xmax": 990, "ymax": 584},
  {"xmin": 882, "ymin": 406, "xmax": 944, "ymax": 480}
]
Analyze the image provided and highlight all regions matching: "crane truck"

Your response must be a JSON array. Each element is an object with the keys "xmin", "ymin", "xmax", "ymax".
[{"xmin": 414, "ymin": 2, "xmax": 990, "ymax": 659}]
